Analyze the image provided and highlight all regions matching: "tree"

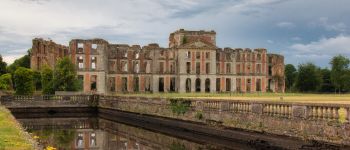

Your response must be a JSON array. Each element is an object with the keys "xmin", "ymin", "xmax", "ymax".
[
  {"xmin": 41, "ymin": 66, "xmax": 54, "ymax": 94},
  {"xmin": 319, "ymin": 68, "xmax": 335, "ymax": 93},
  {"xmin": 0, "ymin": 73, "xmax": 13, "ymax": 90},
  {"xmin": 14, "ymin": 67, "xmax": 34, "ymax": 95},
  {"xmin": 52, "ymin": 57, "xmax": 79, "ymax": 91},
  {"xmin": 330, "ymin": 55, "xmax": 350, "ymax": 93},
  {"xmin": 284, "ymin": 64, "xmax": 297, "ymax": 92},
  {"xmin": 33, "ymin": 71, "xmax": 42, "ymax": 90},
  {"xmin": 295, "ymin": 63, "xmax": 322, "ymax": 92},
  {"xmin": 0, "ymin": 55, "xmax": 7, "ymax": 76},
  {"xmin": 7, "ymin": 50, "xmax": 31, "ymax": 74}
]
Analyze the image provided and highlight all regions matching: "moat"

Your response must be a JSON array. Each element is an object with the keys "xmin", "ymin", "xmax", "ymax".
[{"xmin": 11, "ymin": 109, "xmax": 347, "ymax": 150}]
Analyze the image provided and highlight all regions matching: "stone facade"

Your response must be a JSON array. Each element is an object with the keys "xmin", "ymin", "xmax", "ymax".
[
  {"xmin": 30, "ymin": 29, "xmax": 285, "ymax": 94},
  {"xmin": 30, "ymin": 38, "xmax": 69, "ymax": 71}
]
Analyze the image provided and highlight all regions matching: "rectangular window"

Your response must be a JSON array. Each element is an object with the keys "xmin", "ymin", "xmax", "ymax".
[
  {"xmin": 196, "ymin": 62, "xmax": 200, "ymax": 74},
  {"xmin": 236, "ymin": 64, "xmax": 240, "ymax": 74},
  {"xmin": 196, "ymin": 52, "xmax": 200, "ymax": 59},
  {"xmin": 134, "ymin": 77, "xmax": 139, "ymax": 92},
  {"xmin": 226, "ymin": 63, "xmax": 231, "ymax": 73},
  {"xmin": 122, "ymin": 77, "xmax": 127, "ymax": 92},
  {"xmin": 216, "ymin": 78, "xmax": 221, "ymax": 92},
  {"xmin": 226, "ymin": 78, "xmax": 231, "ymax": 92},
  {"xmin": 108, "ymin": 77, "xmax": 115, "ymax": 92},
  {"xmin": 91, "ymin": 75, "xmax": 97, "ymax": 91},
  {"xmin": 205, "ymin": 52, "xmax": 210, "ymax": 59},
  {"xmin": 134, "ymin": 61, "xmax": 139, "ymax": 73},
  {"xmin": 121, "ymin": 61, "xmax": 128, "ymax": 72},
  {"xmin": 76, "ymin": 133, "xmax": 84, "ymax": 148},
  {"xmin": 77, "ymin": 43, "xmax": 84, "ymax": 54},
  {"xmin": 90, "ymin": 133, "xmax": 96, "ymax": 147},
  {"xmin": 186, "ymin": 51, "xmax": 191, "ymax": 59},
  {"xmin": 159, "ymin": 62, "xmax": 164, "ymax": 73},
  {"xmin": 256, "ymin": 64, "xmax": 261, "ymax": 74},
  {"xmin": 216, "ymin": 63, "xmax": 220, "ymax": 73},
  {"xmin": 91, "ymin": 57, "xmax": 96, "ymax": 70},
  {"xmin": 257, "ymin": 54, "xmax": 262, "ymax": 61},
  {"xmin": 77, "ymin": 56, "xmax": 84, "ymax": 69},
  {"xmin": 92, "ymin": 44, "xmax": 97, "ymax": 49},
  {"xmin": 206, "ymin": 63, "xmax": 210, "ymax": 74},
  {"xmin": 170, "ymin": 62, "xmax": 175, "ymax": 73},
  {"xmin": 186, "ymin": 62, "xmax": 191, "ymax": 74}
]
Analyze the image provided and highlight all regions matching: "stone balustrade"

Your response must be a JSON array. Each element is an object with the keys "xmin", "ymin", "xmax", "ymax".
[
  {"xmin": 0, "ymin": 95, "xmax": 98, "ymax": 108},
  {"xmin": 99, "ymin": 96, "xmax": 350, "ymax": 122}
]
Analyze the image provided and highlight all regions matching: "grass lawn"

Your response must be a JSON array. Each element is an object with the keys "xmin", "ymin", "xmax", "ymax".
[
  {"xmin": 0, "ymin": 106, "xmax": 34, "ymax": 150},
  {"xmin": 114, "ymin": 93, "xmax": 350, "ymax": 104}
]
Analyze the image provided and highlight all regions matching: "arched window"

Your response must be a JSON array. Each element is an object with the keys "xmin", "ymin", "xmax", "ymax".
[
  {"xmin": 186, "ymin": 78, "xmax": 191, "ymax": 92},
  {"xmin": 195, "ymin": 78, "xmax": 201, "ymax": 92},
  {"xmin": 205, "ymin": 79, "xmax": 210, "ymax": 92}
]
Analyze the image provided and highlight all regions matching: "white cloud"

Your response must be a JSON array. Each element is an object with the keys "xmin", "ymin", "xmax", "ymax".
[
  {"xmin": 290, "ymin": 35, "xmax": 350, "ymax": 55},
  {"xmin": 276, "ymin": 21, "xmax": 295, "ymax": 28},
  {"xmin": 267, "ymin": 40, "xmax": 274, "ymax": 44}
]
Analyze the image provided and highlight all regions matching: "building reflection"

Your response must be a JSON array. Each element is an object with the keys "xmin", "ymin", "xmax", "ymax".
[{"xmin": 18, "ymin": 117, "xmax": 206, "ymax": 150}]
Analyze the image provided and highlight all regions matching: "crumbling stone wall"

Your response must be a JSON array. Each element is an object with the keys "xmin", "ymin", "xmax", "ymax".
[{"xmin": 30, "ymin": 38, "xmax": 68, "ymax": 71}]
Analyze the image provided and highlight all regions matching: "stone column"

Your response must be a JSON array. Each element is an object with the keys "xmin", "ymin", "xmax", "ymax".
[{"xmin": 292, "ymin": 105, "xmax": 307, "ymax": 119}]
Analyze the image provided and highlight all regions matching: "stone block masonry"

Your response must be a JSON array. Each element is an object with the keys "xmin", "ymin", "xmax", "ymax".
[
  {"xmin": 31, "ymin": 29, "xmax": 285, "ymax": 94},
  {"xmin": 99, "ymin": 96, "xmax": 350, "ymax": 145}
]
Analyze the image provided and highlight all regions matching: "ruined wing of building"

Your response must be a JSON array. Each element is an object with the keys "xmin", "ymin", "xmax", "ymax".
[{"xmin": 30, "ymin": 29, "xmax": 285, "ymax": 94}]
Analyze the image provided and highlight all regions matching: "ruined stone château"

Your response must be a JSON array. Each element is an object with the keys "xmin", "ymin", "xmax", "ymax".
[{"xmin": 30, "ymin": 29, "xmax": 285, "ymax": 94}]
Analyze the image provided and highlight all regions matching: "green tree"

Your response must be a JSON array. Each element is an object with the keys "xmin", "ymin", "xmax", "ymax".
[
  {"xmin": 7, "ymin": 54, "xmax": 30, "ymax": 74},
  {"xmin": 41, "ymin": 66, "xmax": 54, "ymax": 94},
  {"xmin": 0, "ymin": 55, "xmax": 7, "ymax": 76},
  {"xmin": 330, "ymin": 55, "xmax": 350, "ymax": 93},
  {"xmin": 52, "ymin": 57, "xmax": 79, "ymax": 91},
  {"xmin": 14, "ymin": 67, "xmax": 34, "ymax": 95},
  {"xmin": 33, "ymin": 71, "xmax": 42, "ymax": 90},
  {"xmin": 284, "ymin": 64, "xmax": 297, "ymax": 92},
  {"xmin": 295, "ymin": 63, "xmax": 322, "ymax": 92},
  {"xmin": 0, "ymin": 73, "xmax": 13, "ymax": 90},
  {"xmin": 319, "ymin": 68, "xmax": 335, "ymax": 93}
]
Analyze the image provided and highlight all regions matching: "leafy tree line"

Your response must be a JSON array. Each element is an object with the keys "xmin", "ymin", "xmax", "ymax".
[
  {"xmin": 0, "ymin": 50, "xmax": 81, "ymax": 95},
  {"xmin": 285, "ymin": 55, "xmax": 350, "ymax": 93}
]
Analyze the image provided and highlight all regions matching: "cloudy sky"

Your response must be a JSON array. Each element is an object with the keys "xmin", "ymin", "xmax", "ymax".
[{"xmin": 0, "ymin": 0, "xmax": 349, "ymax": 67}]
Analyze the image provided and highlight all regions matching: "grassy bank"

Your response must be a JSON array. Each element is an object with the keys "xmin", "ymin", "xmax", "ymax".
[
  {"xmin": 0, "ymin": 106, "xmax": 35, "ymax": 150},
  {"xmin": 114, "ymin": 93, "xmax": 350, "ymax": 104}
]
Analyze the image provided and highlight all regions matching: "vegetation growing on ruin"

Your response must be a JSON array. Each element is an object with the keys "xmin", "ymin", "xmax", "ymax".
[{"xmin": 169, "ymin": 99, "xmax": 191, "ymax": 115}]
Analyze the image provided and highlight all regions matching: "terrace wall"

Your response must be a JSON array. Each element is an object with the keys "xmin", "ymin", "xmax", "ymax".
[{"xmin": 99, "ymin": 96, "xmax": 350, "ymax": 145}]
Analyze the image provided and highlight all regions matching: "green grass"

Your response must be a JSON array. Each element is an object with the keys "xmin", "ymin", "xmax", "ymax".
[
  {"xmin": 114, "ymin": 92, "xmax": 350, "ymax": 104},
  {"xmin": 0, "ymin": 106, "xmax": 34, "ymax": 150}
]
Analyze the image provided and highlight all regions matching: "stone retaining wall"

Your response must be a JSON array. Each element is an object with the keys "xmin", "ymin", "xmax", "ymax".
[{"xmin": 99, "ymin": 96, "xmax": 350, "ymax": 145}]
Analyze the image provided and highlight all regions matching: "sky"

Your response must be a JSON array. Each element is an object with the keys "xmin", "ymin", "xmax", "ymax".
[{"xmin": 0, "ymin": 0, "xmax": 349, "ymax": 67}]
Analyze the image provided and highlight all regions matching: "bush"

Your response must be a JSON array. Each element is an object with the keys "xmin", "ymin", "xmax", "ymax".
[
  {"xmin": 0, "ymin": 73, "xmax": 12, "ymax": 90},
  {"xmin": 169, "ymin": 99, "xmax": 191, "ymax": 115},
  {"xmin": 14, "ymin": 67, "xmax": 34, "ymax": 95}
]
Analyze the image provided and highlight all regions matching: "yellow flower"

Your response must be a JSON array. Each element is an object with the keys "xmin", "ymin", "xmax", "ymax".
[
  {"xmin": 45, "ymin": 146, "xmax": 57, "ymax": 150},
  {"xmin": 33, "ymin": 135, "xmax": 39, "ymax": 139}
]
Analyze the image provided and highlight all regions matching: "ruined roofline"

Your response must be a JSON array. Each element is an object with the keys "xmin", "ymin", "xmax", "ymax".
[
  {"xmin": 171, "ymin": 28, "xmax": 216, "ymax": 35},
  {"xmin": 267, "ymin": 53, "xmax": 284, "ymax": 58},
  {"xmin": 33, "ymin": 38, "xmax": 68, "ymax": 48}
]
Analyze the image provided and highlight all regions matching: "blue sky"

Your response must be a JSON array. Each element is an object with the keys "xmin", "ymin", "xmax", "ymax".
[{"xmin": 0, "ymin": 0, "xmax": 349, "ymax": 67}]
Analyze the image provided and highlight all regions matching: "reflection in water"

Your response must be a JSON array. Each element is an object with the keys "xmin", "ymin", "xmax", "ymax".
[
  {"xmin": 18, "ymin": 117, "xmax": 215, "ymax": 150},
  {"xmin": 16, "ymin": 114, "xmax": 346, "ymax": 150}
]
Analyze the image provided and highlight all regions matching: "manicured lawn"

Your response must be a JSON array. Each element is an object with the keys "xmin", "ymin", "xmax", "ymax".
[
  {"xmin": 115, "ymin": 93, "xmax": 350, "ymax": 104},
  {"xmin": 0, "ymin": 106, "xmax": 34, "ymax": 150}
]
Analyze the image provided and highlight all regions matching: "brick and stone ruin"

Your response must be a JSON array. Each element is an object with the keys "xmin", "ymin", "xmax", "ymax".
[{"xmin": 30, "ymin": 29, "xmax": 285, "ymax": 94}]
